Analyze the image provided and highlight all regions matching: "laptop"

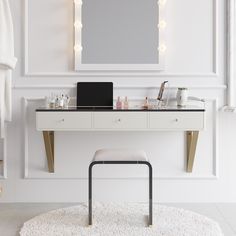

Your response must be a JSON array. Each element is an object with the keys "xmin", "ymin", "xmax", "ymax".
[{"xmin": 77, "ymin": 82, "xmax": 113, "ymax": 109}]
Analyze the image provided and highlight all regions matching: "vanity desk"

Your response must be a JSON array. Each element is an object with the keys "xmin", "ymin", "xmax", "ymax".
[{"xmin": 36, "ymin": 106, "xmax": 205, "ymax": 173}]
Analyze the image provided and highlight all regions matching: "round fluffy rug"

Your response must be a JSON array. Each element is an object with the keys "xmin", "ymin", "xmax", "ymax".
[{"xmin": 20, "ymin": 203, "xmax": 224, "ymax": 236}]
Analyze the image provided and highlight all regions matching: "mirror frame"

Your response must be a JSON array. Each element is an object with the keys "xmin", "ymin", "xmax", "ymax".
[{"xmin": 73, "ymin": 0, "xmax": 166, "ymax": 71}]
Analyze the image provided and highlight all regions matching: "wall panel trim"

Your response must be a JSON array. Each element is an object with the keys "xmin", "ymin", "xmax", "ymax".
[
  {"xmin": 14, "ymin": 85, "xmax": 227, "ymax": 90},
  {"xmin": 23, "ymin": 0, "xmax": 219, "ymax": 78},
  {"xmin": 0, "ymin": 138, "xmax": 7, "ymax": 179},
  {"xmin": 223, "ymin": 0, "xmax": 235, "ymax": 109}
]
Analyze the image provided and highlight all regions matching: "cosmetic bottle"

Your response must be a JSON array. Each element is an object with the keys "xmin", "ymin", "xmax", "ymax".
[
  {"xmin": 46, "ymin": 93, "xmax": 55, "ymax": 109},
  {"xmin": 45, "ymin": 96, "xmax": 49, "ymax": 108},
  {"xmin": 143, "ymin": 97, "xmax": 149, "ymax": 110},
  {"xmin": 49, "ymin": 97, "xmax": 55, "ymax": 109},
  {"xmin": 176, "ymin": 88, "xmax": 188, "ymax": 107},
  {"xmin": 124, "ymin": 96, "xmax": 129, "ymax": 109},
  {"xmin": 55, "ymin": 97, "xmax": 59, "ymax": 108},
  {"xmin": 116, "ymin": 96, "xmax": 122, "ymax": 110},
  {"xmin": 59, "ymin": 94, "xmax": 64, "ymax": 108},
  {"xmin": 64, "ymin": 95, "xmax": 70, "ymax": 108}
]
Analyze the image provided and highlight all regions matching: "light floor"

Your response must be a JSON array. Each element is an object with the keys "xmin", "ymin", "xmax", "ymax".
[{"xmin": 0, "ymin": 203, "xmax": 236, "ymax": 236}]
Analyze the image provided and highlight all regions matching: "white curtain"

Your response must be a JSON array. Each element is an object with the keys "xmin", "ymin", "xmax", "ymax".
[{"xmin": 0, "ymin": 0, "xmax": 17, "ymax": 138}]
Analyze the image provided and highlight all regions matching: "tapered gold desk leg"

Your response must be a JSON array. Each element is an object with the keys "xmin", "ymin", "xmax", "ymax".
[
  {"xmin": 43, "ymin": 131, "xmax": 54, "ymax": 173},
  {"xmin": 186, "ymin": 131, "xmax": 199, "ymax": 173}
]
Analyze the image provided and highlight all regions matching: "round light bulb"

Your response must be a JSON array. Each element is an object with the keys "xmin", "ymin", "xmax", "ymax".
[
  {"xmin": 74, "ymin": 21, "xmax": 83, "ymax": 29},
  {"xmin": 74, "ymin": 45, "xmax": 83, "ymax": 52},
  {"xmin": 158, "ymin": 44, "xmax": 167, "ymax": 53},
  {"xmin": 158, "ymin": 0, "xmax": 167, "ymax": 6},
  {"xmin": 158, "ymin": 20, "xmax": 167, "ymax": 29},
  {"xmin": 74, "ymin": 0, "xmax": 83, "ymax": 5}
]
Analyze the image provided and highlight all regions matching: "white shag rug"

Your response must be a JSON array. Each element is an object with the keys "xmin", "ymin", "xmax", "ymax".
[{"xmin": 20, "ymin": 203, "xmax": 224, "ymax": 236}]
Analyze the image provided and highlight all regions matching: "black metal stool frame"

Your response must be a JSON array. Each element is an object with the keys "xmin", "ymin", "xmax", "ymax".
[{"xmin": 88, "ymin": 160, "xmax": 153, "ymax": 226}]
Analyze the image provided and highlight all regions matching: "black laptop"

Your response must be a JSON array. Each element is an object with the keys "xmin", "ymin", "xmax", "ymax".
[{"xmin": 77, "ymin": 82, "xmax": 113, "ymax": 109}]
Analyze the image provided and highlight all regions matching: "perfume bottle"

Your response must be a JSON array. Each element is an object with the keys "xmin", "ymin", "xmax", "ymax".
[
  {"xmin": 143, "ymin": 97, "xmax": 149, "ymax": 110},
  {"xmin": 116, "ymin": 96, "xmax": 122, "ymax": 110},
  {"xmin": 59, "ymin": 94, "xmax": 64, "ymax": 108},
  {"xmin": 64, "ymin": 95, "xmax": 70, "ymax": 108},
  {"xmin": 124, "ymin": 96, "xmax": 129, "ymax": 109},
  {"xmin": 55, "ymin": 97, "xmax": 59, "ymax": 108},
  {"xmin": 176, "ymin": 88, "xmax": 188, "ymax": 107},
  {"xmin": 46, "ymin": 93, "xmax": 55, "ymax": 109}
]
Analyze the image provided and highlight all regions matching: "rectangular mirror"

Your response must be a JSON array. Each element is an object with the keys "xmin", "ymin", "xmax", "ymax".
[{"xmin": 74, "ymin": 0, "xmax": 166, "ymax": 71}]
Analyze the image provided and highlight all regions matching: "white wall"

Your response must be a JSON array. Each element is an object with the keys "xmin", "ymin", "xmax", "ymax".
[{"xmin": 1, "ymin": 0, "xmax": 236, "ymax": 203}]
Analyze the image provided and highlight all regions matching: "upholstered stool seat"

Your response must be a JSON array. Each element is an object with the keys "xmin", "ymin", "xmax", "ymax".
[
  {"xmin": 93, "ymin": 149, "xmax": 148, "ymax": 162},
  {"xmin": 88, "ymin": 149, "xmax": 153, "ymax": 227}
]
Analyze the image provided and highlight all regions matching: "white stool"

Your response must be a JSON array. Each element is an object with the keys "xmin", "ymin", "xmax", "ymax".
[{"xmin": 88, "ymin": 149, "xmax": 153, "ymax": 226}]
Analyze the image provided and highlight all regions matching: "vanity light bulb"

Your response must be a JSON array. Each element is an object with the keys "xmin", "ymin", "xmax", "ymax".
[
  {"xmin": 74, "ymin": 21, "xmax": 83, "ymax": 29},
  {"xmin": 74, "ymin": 0, "xmax": 83, "ymax": 5},
  {"xmin": 158, "ymin": 0, "xmax": 167, "ymax": 6},
  {"xmin": 74, "ymin": 45, "xmax": 83, "ymax": 52},
  {"xmin": 158, "ymin": 20, "xmax": 167, "ymax": 29},
  {"xmin": 158, "ymin": 44, "xmax": 167, "ymax": 53}
]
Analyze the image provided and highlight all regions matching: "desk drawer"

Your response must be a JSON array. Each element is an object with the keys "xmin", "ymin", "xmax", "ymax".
[
  {"xmin": 36, "ymin": 112, "xmax": 92, "ymax": 130},
  {"xmin": 149, "ymin": 112, "xmax": 204, "ymax": 130},
  {"xmin": 94, "ymin": 112, "xmax": 148, "ymax": 130}
]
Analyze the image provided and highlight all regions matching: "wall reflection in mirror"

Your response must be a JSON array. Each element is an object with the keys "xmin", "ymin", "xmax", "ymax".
[{"xmin": 74, "ymin": 0, "xmax": 166, "ymax": 71}]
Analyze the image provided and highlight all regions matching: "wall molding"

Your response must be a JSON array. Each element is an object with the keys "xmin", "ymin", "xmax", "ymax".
[
  {"xmin": 23, "ymin": 0, "xmax": 219, "ymax": 78},
  {"xmin": 224, "ymin": 0, "xmax": 235, "ymax": 108},
  {"xmin": 22, "ymin": 97, "xmax": 45, "ymax": 178},
  {"xmin": 0, "ymin": 138, "xmax": 7, "ymax": 179},
  {"xmin": 23, "ymin": 96, "xmax": 218, "ymax": 180},
  {"xmin": 211, "ymin": 98, "xmax": 219, "ymax": 177},
  {"xmin": 22, "ymin": 72, "xmax": 220, "ymax": 78},
  {"xmin": 14, "ymin": 84, "xmax": 227, "ymax": 90}
]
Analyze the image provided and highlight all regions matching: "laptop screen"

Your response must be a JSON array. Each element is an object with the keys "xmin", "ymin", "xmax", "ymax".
[{"xmin": 77, "ymin": 82, "xmax": 113, "ymax": 109}]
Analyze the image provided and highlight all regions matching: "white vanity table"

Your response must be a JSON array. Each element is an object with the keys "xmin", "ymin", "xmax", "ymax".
[{"xmin": 36, "ymin": 106, "xmax": 205, "ymax": 174}]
